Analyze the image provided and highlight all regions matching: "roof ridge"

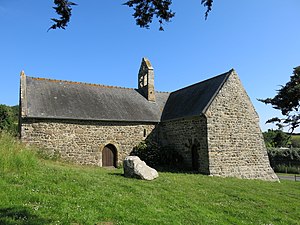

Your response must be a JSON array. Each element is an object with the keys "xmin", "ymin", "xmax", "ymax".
[
  {"xmin": 156, "ymin": 91, "xmax": 171, "ymax": 93},
  {"xmin": 170, "ymin": 70, "xmax": 232, "ymax": 94},
  {"xmin": 28, "ymin": 76, "xmax": 135, "ymax": 90}
]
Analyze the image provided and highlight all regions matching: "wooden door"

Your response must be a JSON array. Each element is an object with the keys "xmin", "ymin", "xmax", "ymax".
[{"xmin": 102, "ymin": 145, "xmax": 117, "ymax": 167}]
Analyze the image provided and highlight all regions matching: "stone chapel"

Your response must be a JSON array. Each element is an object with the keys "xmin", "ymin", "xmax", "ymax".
[{"xmin": 19, "ymin": 58, "xmax": 278, "ymax": 181}]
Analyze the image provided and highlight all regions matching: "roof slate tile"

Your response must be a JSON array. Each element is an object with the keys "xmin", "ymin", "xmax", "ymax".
[{"xmin": 22, "ymin": 70, "xmax": 233, "ymax": 122}]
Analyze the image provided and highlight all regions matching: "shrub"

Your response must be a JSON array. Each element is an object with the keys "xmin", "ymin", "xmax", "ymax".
[
  {"xmin": 291, "ymin": 135, "xmax": 300, "ymax": 148},
  {"xmin": 267, "ymin": 147, "xmax": 300, "ymax": 174},
  {"xmin": 263, "ymin": 129, "xmax": 291, "ymax": 147},
  {"xmin": 130, "ymin": 140, "xmax": 183, "ymax": 168},
  {"xmin": 274, "ymin": 164, "xmax": 300, "ymax": 174},
  {"xmin": 0, "ymin": 104, "xmax": 19, "ymax": 136},
  {"xmin": 130, "ymin": 140, "xmax": 161, "ymax": 167}
]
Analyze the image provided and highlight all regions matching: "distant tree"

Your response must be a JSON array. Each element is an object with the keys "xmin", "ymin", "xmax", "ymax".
[
  {"xmin": 10, "ymin": 105, "xmax": 19, "ymax": 122},
  {"xmin": 263, "ymin": 129, "xmax": 291, "ymax": 148},
  {"xmin": 291, "ymin": 135, "xmax": 300, "ymax": 148},
  {"xmin": 49, "ymin": 0, "xmax": 213, "ymax": 30},
  {"xmin": 0, "ymin": 105, "xmax": 19, "ymax": 136},
  {"xmin": 259, "ymin": 66, "xmax": 300, "ymax": 133},
  {"xmin": 0, "ymin": 105, "xmax": 11, "ymax": 130}
]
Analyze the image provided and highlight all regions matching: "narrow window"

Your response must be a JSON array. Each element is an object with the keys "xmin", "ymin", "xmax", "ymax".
[{"xmin": 143, "ymin": 129, "xmax": 147, "ymax": 137}]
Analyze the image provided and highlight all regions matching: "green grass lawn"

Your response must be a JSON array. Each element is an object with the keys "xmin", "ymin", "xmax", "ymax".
[{"xmin": 1, "ymin": 133, "xmax": 300, "ymax": 225}]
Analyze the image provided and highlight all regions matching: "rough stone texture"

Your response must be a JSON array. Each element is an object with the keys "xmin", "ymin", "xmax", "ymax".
[
  {"xmin": 205, "ymin": 71, "xmax": 278, "ymax": 181},
  {"xmin": 21, "ymin": 118, "xmax": 157, "ymax": 166},
  {"xmin": 123, "ymin": 156, "xmax": 159, "ymax": 180},
  {"xmin": 159, "ymin": 116, "xmax": 209, "ymax": 174}
]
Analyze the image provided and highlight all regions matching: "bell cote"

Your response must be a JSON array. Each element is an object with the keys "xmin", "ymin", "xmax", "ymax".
[{"xmin": 138, "ymin": 57, "xmax": 156, "ymax": 102}]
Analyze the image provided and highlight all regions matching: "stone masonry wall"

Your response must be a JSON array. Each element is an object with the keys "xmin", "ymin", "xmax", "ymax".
[
  {"xmin": 205, "ymin": 71, "xmax": 278, "ymax": 181},
  {"xmin": 159, "ymin": 116, "xmax": 209, "ymax": 174},
  {"xmin": 21, "ymin": 118, "xmax": 157, "ymax": 166}
]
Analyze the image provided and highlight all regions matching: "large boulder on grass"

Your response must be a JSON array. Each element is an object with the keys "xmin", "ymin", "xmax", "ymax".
[{"xmin": 123, "ymin": 156, "xmax": 159, "ymax": 180}]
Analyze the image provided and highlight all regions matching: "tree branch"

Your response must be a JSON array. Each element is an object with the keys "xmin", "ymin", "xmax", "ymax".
[
  {"xmin": 49, "ymin": 0, "xmax": 77, "ymax": 31},
  {"xmin": 259, "ymin": 66, "xmax": 300, "ymax": 132},
  {"xmin": 124, "ymin": 0, "xmax": 175, "ymax": 31},
  {"xmin": 49, "ymin": 0, "xmax": 214, "ymax": 31},
  {"xmin": 201, "ymin": 0, "xmax": 213, "ymax": 20}
]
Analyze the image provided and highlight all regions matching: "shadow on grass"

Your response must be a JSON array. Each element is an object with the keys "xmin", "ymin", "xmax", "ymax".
[
  {"xmin": 0, "ymin": 207, "xmax": 51, "ymax": 225},
  {"xmin": 155, "ymin": 166, "xmax": 200, "ymax": 174},
  {"xmin": 108, "ymin": 166, "xmax": 200, "ymax": 176},
  {"xmin": 108, "ymin": 172, "xmax": 124, "ymax": 177}
]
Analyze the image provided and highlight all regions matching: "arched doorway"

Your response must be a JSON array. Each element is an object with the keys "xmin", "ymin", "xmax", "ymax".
[
  {"xmin": 191, "ymin": 145, "xmax": 199, "ymax": 170},
  {"xmin": 102, "ymin": 144, "xmax": 117, "ymax": 167}
]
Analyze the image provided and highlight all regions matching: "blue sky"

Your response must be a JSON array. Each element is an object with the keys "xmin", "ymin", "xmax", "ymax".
[{"xmin": 0, "ymin": 0, "xmax": 299, "ymax": 131}]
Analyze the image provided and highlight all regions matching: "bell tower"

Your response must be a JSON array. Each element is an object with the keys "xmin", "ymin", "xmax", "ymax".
[{"xmin": 138, "ymin": 58, "xmax": 156, "ymax": 102}]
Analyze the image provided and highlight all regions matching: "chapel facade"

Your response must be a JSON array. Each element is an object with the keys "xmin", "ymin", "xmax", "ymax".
[{"xmin": 19, "ymin": 58, "xmax": 278, "ymax": 181}]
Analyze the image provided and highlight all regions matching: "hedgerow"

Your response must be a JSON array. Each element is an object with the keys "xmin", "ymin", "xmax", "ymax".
[{"xmin": 267, "ymin": 148, "xmax": 300, "ymax": 174}]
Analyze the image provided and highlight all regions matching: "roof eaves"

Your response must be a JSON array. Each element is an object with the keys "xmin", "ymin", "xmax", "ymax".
[{"xmin": 22, "ymin": 115, "xmax": 160, "ymax": 123}]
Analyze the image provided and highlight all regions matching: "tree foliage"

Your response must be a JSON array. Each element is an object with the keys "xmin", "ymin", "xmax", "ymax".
[
  {"xmin": 201, "ymin": 0, "xmax": 213, "ymax": 19},
  {"xmin": 267, "ymin": 148, "xmax": 300, "ymax": 174},
  {"xmin": 124, "ymin": 0, "xmax": 175, "ymax": 31},
  {"xmin": 0, "ymin": 105, "xmax": 19, "ymax": 136},
  {"xmin": 291, "ymin": 135, "xmax": 300, "ymax": 148},
  {"xmin": 259, "ymin": 66, "xmax": 300, "ymax": 132},
  {"xmin": 49, "ymin": 0, "xmax": 77, "ymax": 30},
  {"xmin": 263, "ymin": 129, "xmax": 291, "ymax": 148},
  {"xmin": 50, "ymin": 0, "xmax": 214, "ymax": 31}
]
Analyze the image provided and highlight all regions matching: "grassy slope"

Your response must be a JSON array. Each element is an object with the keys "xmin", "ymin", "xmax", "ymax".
[{"xmin": 0, "ymin": 134, "xmax": 300, "ymax": 225}]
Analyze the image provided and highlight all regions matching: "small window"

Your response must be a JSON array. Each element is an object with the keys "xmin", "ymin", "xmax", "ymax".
[{"xmin": 143, "ymin": 129, "xmax": 147, "ymax": 137}]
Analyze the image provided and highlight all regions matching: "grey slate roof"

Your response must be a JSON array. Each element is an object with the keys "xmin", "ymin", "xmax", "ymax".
[
  {"xmin": 23, "ymin": 77, "xmax": 169, "ymax": 122},
  {"xmin": 22, "ymin": 70, "xmax": 232, "ymax": 122},
  {"xmin": 160, "ymin": 70, "xmax": 231, "ymax": 121}
]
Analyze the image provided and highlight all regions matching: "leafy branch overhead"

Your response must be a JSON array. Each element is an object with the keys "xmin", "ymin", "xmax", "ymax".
[
  {"xmin": 124, "ymin": 0, "xmax": 214, "ymax": 30},
  {"xmin": 259, "ymin": 66, "xmax": 300, "ymax": 132},
  {"xmin": 49, "ymin": 0, "xmax": 77, "ymax": 30},
  {"xmin": 50, "ymin": 0, "xmax": 214, "ymax": 31},
  {"xmin": 124, "ymin": 0, "xmax": 175, "ymax": 31},
  {"xmin": 201, "ymin": 0, "xmax": 213, "ymax": 19}
]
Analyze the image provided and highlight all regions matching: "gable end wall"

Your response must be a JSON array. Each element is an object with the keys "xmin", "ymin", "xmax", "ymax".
[{"xmin": 205, "ymin": 71, "xmax": 278, "ymax": 181}]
